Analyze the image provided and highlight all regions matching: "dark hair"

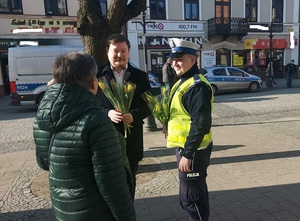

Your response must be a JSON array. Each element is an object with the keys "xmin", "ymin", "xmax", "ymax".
[
  {"xmin": 106, "ymin": 34, "xmax": 131, "ymax": 51},
  {"xmin": 52, "ymin": 52, "xmax": 97, "ymax": 90}
]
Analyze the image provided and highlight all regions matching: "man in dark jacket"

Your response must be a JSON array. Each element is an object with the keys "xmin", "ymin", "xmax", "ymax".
[
  {"xmin": 165, "ymin": 38, "xmax": 214, "ymax": 221},
  {"xmin": 162, "ymin": 57, "xmax": 177, "ymax": 89},
  {"xmin": 285, "ymin": 59, "xmax": 297, "ymax": 88},
  {"xmin": 34, "ymin": 52, "xmax": 136, "ymax": 221},
  {"xmin": 97, "ymin": 34, "xmax": 152, "ymax": 198}
]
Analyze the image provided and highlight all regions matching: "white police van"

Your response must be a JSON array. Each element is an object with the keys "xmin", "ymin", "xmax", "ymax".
[
  {"xmin": 8, "ymin": 45, "xmax": 83, "ymax": 107},
  {"xmin": 8, "ymin": 45, "xmax": 161, "ymax": 107}
]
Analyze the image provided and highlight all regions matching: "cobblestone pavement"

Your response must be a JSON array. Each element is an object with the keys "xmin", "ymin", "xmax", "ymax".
[{"xmin": 1, "ymin": 79, "xmax": 300, "ymax": 220}]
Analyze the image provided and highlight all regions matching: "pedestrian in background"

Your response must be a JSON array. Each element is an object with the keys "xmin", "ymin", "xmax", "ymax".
[
  {"xmin": 162, "ymin": 57, "xmax": 177, "ymax": 89},
  {"xmin": 164, "ymin": 38, "xmax": 214, "ymax": 221},
  {"xmin": 97, "ymin": 34, "xmax": 152, "ymax": 199},
  {"xmin": 34, "ymin": 52, "xmax": 136, "ymax": 221},
  {"xmin": 285, "ymin": 59, "xmax": 297, "ymax": 88}
]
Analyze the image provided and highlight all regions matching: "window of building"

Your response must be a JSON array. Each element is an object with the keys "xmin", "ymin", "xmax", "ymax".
[
  {"xmin": 98, "ymin": 0, "xmax": 107, "ymax": 16},
  {"xmin": 185, "ymin": 0, "xmax": 199, "ymax": 20},
  {"xmin": 44, "ymin": 0, "xmax": 68, "ymax": 16},
  {"xmin": 215, "ymin": 0, "xmax": 230, "ymax": 24},
  {"xmin": 150, "ymin": 0, "xmax": 166, "ymax": 19},
  {"xmin": 0, "ymin": 0, "xmax": 22, "ymax": 14},
  {"xmin": 245, "ymin": 0, "xmax": 257, "ymax": 22},
  {"xmin": 272, "ymin": 0, "xmax": 283, "ymax": 22}
]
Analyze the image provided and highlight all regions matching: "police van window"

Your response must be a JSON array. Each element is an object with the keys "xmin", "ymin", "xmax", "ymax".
[{"xmin": 213, "ymin": 68, "xmax": 226, "ymax": 76}]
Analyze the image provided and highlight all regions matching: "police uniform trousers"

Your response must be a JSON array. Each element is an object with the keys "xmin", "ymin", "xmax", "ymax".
[{"xmin": 175, "ymin": 143, "xmax": 213, "ymax": 221}]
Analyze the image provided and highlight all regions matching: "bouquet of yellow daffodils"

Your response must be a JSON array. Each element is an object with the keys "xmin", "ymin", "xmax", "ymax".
[
  {"xmin": 142, "ymin": 86, "xmax": 170, "ymax": 127},
  {"xmin": 98, "ymin": 77, "xmax": 136, "ymax": 138}
]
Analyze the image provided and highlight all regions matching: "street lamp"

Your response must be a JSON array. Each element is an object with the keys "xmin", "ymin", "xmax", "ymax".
[
  {"xmin": 133, "ymin": 11, "xmax": 157, "ymax": 131},
  {"xmin": 266, "ymin": 22, "xmax": 274, "ymax": 88},
  {"xmin": 141, "ymin": 12, "xmax": 149, "ymax": 74}
]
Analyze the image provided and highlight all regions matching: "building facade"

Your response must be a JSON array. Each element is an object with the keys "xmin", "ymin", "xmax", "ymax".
[
  {"xmin": 0, "ymin": 0, "xmax": 299, "ymax": 96},
  {"xmin": 129, "ymin": 0, "xmax": 300, "ymax": 81},
  {"xmin": 0, "ymin": 0, "xmax": 82, "ymax": 96}
]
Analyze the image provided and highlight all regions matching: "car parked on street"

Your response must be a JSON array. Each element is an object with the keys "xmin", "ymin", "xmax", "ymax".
[
  {"xmin": 148, "ymin": 72, "xmax": 161, "ymax": 95},
  {"xmin": 201, "ymin": 66, "xmax": 262, "ymax": 94}
]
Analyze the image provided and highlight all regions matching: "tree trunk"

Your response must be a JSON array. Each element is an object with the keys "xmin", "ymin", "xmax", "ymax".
[{"xmin": 77, "ymin": 0, "xmax": 146, "ymax": 67}]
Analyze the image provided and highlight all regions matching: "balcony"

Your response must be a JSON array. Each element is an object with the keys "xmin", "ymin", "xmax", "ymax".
[{"xmin": 207, "ymin": 17, "xmax": 248, "ymax": 40}]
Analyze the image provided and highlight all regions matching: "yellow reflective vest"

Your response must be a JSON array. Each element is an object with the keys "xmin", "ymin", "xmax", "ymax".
[{"xmin": 167, "ymin": 74, "xmax": 213, "ymax": 149}]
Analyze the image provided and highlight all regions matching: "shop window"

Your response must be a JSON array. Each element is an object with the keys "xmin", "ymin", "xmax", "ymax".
[
  {"xmin": 245, "ymin": 0, "xmax": 257, "ymax": 22},
  {"xmin": 216, "ymin": 48, "xmax": 231, "ymax": 66},
  {"xmin": 44, "ymin": 0, "xmax": 68, "ymax": 16},
  {"xmin": 272, "ymin": 0, "xmax": 283, "ymax": 22},
  {"xmin": 0, "ymin": 0, "xmax": 22, "ymax": 14},
  {"xmin": 185, "ymin": 0, "xmax": 199, "ymax": 20},
  {"xmin": 150, "ymin": 0, "xmax": 166, "ymax": 19},
  {"xmin": 232, "ymin": 50, "xmax": 244, "ymax": 67}
]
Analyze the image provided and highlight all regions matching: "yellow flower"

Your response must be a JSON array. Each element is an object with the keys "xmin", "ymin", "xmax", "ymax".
[
  {"xmin": 127, "ymin": 83, "xmax": 135, "ymax": 93},
  {"xmin": 98, "ymin": 81, "xmax": 106, "ymax": 90},
  {"xmin": 98, "ymin": 77, "xmax": 136, "ymax": 138},
  {"xmin": 142, "ymin": 87, "xmax": 170, "ymax": 127}
]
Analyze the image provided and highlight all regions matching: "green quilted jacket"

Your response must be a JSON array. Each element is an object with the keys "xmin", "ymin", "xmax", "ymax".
[{"xmin": 33, "ymin": 83, "xmax": 136, "ymax": 221}]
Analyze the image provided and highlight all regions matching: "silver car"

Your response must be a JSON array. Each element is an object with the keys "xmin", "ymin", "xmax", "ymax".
[{"xmin": 202, "ymin": 66, "xmax": 262, "ymax": 94}]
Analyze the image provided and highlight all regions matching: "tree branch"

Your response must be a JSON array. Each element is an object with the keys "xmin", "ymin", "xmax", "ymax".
[{"xmin": 123, "ymin": 0, "xmax": 147, "ymax": 25}]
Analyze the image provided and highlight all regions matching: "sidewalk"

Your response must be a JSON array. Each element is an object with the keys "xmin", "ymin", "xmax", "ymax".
[
  {"xmin": 1, "ymin": 122, "xmax": 300, "ymax": 221},
  {"xmin": 136, "ymin": 121, "xmax": 300, "ymax": 221},
  {"xmin": 1, "ymin": 82, "xmax": 300, "ymax": 220}
]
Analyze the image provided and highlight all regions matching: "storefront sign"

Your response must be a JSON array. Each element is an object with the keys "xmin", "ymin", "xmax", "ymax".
[
  {"xmin": 244, "ymin": 39, "xmax": 287, "ymax": 49},
  {"xmin": 136, "ymin": 22, "xmax": 204, "ymax": 31},
  {"xmin": 290, "ymin": 29, "xmax": 295, "ymax": 49},
  {"xmin": 248, "ymin": 23, "xmax": 283, "ymax": 33},
  {"xmin": 138, "ymin": 36, "xmax": 202, "ymax": 49},
  {"xmin": 201, "ymin": 51, "xmax": 216, "ymax": 68},
  {"xmin": 11, "ymin": 19, "xmax": 77, "ymax": 34}
]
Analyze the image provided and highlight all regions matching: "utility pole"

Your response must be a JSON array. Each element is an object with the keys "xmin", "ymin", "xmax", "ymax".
[
  {"xmin": 266, "ymin": 22, "xmax": 274, "ymax": 88},
  {"xmin": 141, "ymin": 11, "xmax": 150, "ymax": 75},
  {"xmin": 133, "ymin": 11, "xmax": 157, "ymax": 131}
]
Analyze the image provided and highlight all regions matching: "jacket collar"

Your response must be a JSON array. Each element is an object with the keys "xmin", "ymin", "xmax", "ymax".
[{"xmin": 100, "ymin": 62, "xmax": 133, "ymax": 81}]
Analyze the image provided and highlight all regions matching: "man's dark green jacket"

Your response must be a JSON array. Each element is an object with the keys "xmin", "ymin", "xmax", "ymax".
[{"xmin": 33, "ymin": 83, "xmax": 136, "ymax": 221}]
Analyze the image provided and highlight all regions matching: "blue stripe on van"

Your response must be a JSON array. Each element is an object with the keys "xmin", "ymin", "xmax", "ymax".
[{"xmin": 16, "ymin": 83, "xmax": 46, "ymax": 92}]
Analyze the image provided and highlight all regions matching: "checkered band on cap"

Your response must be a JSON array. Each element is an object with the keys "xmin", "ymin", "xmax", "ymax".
[{"xmin": 168, "ymin": 38, "xmax": 200, "ymax": 58}]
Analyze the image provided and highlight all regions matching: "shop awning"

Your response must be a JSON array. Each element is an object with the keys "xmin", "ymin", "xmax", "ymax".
[{"xmin": 244, "ymin": 38, "xmax": 287, "ymax": 49}]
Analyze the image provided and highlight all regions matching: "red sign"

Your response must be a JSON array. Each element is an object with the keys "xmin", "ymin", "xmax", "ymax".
[{"xmin": 253, "ymin": 39, "xmax": 287, "ymax": 49}]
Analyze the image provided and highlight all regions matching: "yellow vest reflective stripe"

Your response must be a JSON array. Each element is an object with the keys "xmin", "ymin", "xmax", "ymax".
[{"xmin": 167, "ymin": 74, "xmax": 213, "ymax": 149}]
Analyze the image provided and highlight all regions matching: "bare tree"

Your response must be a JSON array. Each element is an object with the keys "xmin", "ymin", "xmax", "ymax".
[{"xmin": 77, "ymin": 0, "xmax": 146, "ymax": 66}]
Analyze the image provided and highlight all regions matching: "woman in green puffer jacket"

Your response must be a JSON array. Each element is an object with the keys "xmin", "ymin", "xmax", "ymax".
[{"xmin": 33, "ymin": 52, "xmax": 136, "ymax": 221}]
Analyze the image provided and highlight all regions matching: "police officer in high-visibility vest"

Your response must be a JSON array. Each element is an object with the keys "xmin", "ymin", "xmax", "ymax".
[{"xmin": 164, "ymin": 38, "xmax": 214, "ymax": 221}]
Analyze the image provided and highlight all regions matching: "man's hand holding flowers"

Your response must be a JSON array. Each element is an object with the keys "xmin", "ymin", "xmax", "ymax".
[
  {"xmin": 108, "ymin": 109, "xmax": 123, "ymax": 123},
  {"xmin": 98, "ymin": 77, "xmax": 136, "ymax": 138},
  {"xmin": 122, "ymin": 113, "xmax": 134, "ymax": 125}
]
